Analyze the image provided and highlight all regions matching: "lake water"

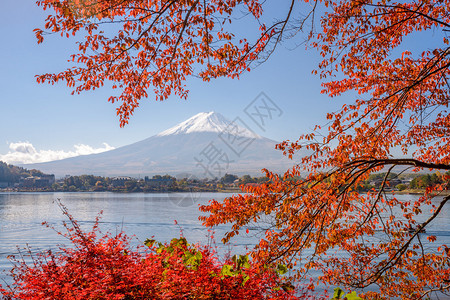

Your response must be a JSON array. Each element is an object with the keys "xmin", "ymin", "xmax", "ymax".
[{"xmin": 0, "ymin": 192, "xmax": 449, "ymax": 298}]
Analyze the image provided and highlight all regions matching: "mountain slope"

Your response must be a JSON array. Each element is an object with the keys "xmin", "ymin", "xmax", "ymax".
[{"xmin": 23, "ymin": 112, "xmax": 295, "ymax": 177}]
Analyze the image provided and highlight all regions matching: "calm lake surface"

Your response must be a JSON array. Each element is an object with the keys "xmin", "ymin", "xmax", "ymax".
[{"xmin": 0, "ymin": 192, "xmax": 449, "ymax": 297}]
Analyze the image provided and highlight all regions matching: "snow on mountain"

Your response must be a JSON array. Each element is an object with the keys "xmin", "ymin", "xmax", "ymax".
[{"xmin": 157, "ymin": 112, "xmax": 260, "ymax": 138}]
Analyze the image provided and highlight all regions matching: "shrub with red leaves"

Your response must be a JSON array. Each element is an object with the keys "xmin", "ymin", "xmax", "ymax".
[{"xmin": 0, "ymin": 203, "xmax": 310, "ymax": 299}]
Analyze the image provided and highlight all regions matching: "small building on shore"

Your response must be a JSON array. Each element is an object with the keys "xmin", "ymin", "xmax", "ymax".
[{"xmin": 20, "ymin": 175, "xmax": 55, "ymax": 188}]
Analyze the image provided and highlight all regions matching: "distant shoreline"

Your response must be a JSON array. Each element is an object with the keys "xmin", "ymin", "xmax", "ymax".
[
  {"xmin": 0, "ymin": 187, "xmax": 243, "ymax": 194},
  {"xmin": 2, "ymin": 188, "xmax": 449, "ymax": 196},
  {"xmin": 390, "ymin": 189, "xmax": 450, "ymax": 196}
]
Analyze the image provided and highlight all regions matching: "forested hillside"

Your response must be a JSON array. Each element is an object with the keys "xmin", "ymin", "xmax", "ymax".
[{"xmin": 0, "ymin": 161, "xmax": 45, "ymax": 183}]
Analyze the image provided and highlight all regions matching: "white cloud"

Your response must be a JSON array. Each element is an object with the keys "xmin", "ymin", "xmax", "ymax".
[{"xmin": 0, "ymin": 141, "xmax": 115, "ymax": 165}]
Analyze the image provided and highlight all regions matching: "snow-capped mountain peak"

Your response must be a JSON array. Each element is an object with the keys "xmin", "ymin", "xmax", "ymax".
[
  {"xmin": 156, "ymin": 112, "xmax": 260, "ymax": 138},
  {"xmin": 22, "ymin": 111, "xmax": 299, "ymax": 177}
]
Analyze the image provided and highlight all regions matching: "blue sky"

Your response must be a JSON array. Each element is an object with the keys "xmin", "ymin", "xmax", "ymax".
[{"xmin": 1, "ymin": 1, "xmax": 433, "ymax": 165}]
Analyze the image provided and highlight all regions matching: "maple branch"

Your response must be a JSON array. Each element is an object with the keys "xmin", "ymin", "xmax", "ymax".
[
  {"xmin": 421, "ymin": 284, "xmax": 450, "ymax": 299},
  {"xmin": 371, "ymin": 3, "xmax": 450, "ymax": 29},
  {"xmin": 170, "ymin": 1, "xmax": 200, "ymax": 64},
  {"xmin": 360, "ymin": 48, "xmax": 450, "ymax": 142},
  {"xmin": 329, "ymin": 4, "xmax": 422, "ymax": 52},
  {"xmin": 354, "ymin": 165, "xmax": 395, "ymax": 232},
  {"xmin": 232, "ymin": 0, "xmax": 300, "ymax": 69},
  {"xmin": 124, "ymin": 0, "xmax": 180, "ymax": 53},
  {"xmin": 203, "ymin": 0, "xmax": 211, "ymax": 66},
  {"xmin": 343, "ymin": 158, "xmax": 450, "ymax": 171},
  {"xmin": 131, "ymin": 1, "xmax": 200, "ymax": 84},
  {"xmin": 261, "ymin": 0, "xmax": 296, "ymax": 60},
  {"xmin": 362, "ymin": 194, "xmax": 450, "ymax": 287}
]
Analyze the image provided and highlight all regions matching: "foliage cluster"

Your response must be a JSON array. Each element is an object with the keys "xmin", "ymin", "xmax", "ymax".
[{"xmin": 0, "ymin": 204, "xmax": 307, "ymax": 300}]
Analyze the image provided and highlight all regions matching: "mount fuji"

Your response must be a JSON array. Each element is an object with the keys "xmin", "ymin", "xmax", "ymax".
[{"xmin": 23, "ymin": 112, "xmax": 295, "ymax": 178}]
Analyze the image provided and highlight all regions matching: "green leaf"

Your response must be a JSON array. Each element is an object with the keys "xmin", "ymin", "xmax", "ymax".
[
  {"xmin": 185, "ymin": 256, "xmax": 196, "ymax": 265},
  {"xmin": 162, "ymin": 261, "xmax": 170, "ymax": 268},
  {"xmin": 242, "ymin": 274, "xmax": 250, "ymax": 286},
  {"xmin": 162, "ymin": 269, "xmax": 169, "ymax": 278},
  {"xmin": 332, "ymin": 287, "xmax": 344, "ymax": 299},
  {"xmin": 243, "ymin": 261, "xmax": 251, "ymax": 269},
  {"xmin": 177, "ymin": 237, "xmax": 188, "ymax": 246},
  {"xmin": 276, "ymin": 264, "xmax": 288, "ymax": 275},
  {"xmin": 209, "ymin": 271, "xmax": 217, "ymax": 277},
  {"xmin": 221, "ymin": 264, "xmax": 236, "ymax": 277},
  {"xmin": 344, "ymin": 291, "xmax": 363, "ymax": 300},
  {"xmin": 240, "ymin": 255, "xmax": 250, "ymax": 269},
  {"xmin": 280, "ymin": 282, "xmax": 295, "ymax": 292},
  {"xmin": 144, "ymin": 238, "xmax": 155, "ymax": 247},
  {"xmin": 232, "ymin": 254, "xmax": 251, "ymax": 270},
  {"xmin": 232, "ymin": 254, "xmax": 238, "ymax": 264}
]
